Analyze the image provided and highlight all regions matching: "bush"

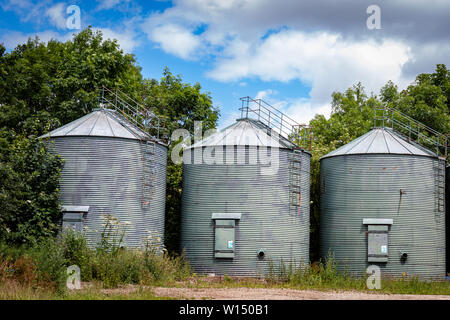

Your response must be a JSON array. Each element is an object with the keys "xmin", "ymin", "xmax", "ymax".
[
  {"xmin": 30, "ymin": 239, "xmax": 68, "ymax": 293},
  {"xmin": 59, "ymin": 229, "xmax": 93, "ymax": 281},
  {"xmin": 0, "ymin": 133, "xmax": 63, "ymax": 246}
]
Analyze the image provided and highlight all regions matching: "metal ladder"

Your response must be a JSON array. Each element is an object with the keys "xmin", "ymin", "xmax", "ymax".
[
  {"xmin": 289, "ymin": 149, "xmax": 303, "ymax": 216},
  {"xmin": 142, "ymin": 140, "xmax": 156, "ymax": 207},
  {"xmin": 435, "ymin": 158, "xmax": 446, "ymax": 215}
]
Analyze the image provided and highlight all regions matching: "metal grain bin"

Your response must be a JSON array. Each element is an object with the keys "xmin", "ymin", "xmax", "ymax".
[
  {"xmin": 42, "ymin": 108, "xmax": 167, "ymax": 248},
  {"xmin": 320, "ymin": 127, "xmax": 446, "ymax": 279},
  {"xmin": 447, "ymin": 165, "xmax": 449, "ymax": 275},
  {"xmin": 181, "ymin": 118, "xmax": 311, "ymax": 276}
]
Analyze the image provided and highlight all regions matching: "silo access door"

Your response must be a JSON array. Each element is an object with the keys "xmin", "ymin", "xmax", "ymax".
[
  {"xmin": 212, "ymin": 213, "xmax": 241, "ymax": 259},
  {"xmin": 363, "ymin": 218, "xmax": 393, "ymax": 263}
]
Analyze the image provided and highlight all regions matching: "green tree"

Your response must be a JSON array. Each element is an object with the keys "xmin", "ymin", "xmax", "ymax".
[
  {"xmin": 142, "ymin": 68, "xmax": 219, "ymax": 254},
  {"xmin": 380, "ymin": 64, "xmax": 450, "ymax": 133},
  {"xmin": 0, "ymin": 27, "xmax": 144, "ymax": 244},
  {"xmin": 0, "ymin": 27, "xmax": 143, "ymax": 136},
  {"xmin": 0, "ymin": 131, "xmax": 63, "ymax": 244}
]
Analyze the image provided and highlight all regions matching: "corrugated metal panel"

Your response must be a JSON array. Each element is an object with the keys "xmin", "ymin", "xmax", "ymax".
[
  {"xmin": 320, "ymin": 154, "xmax": 445, "ymax": 279},
  {"xmin": 41, "ymin": 109, "xmax": 151, "ymax": 141},
  {"xmin": 446, "ymin": 166, "xmax": 449, "ymax": 274},
  {"xmin": 49, "ymin": 135, "xmax": 167, "ymax": 248},
  {"xmin": 181, "ymin": 145, "xmax": 310, "ymax": 276},
  {"xmin": 322, "ymin": 128, "xmax": 436, "ymax": 159}
]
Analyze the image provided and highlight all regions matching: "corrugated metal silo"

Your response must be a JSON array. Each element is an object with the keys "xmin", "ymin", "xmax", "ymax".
[
  {"xmin": 42, "ymin": 108, "xmax": 167, "ymax": 248},
  {"xmin": 320, "ymin": 127, "xmax": 446, "ymax": 279},
  {"xmin": 447, "ymin": 165, "xmax": 449, "ymax": 275},
  {"xmin": 181, "ymin": 98, "xmax": 311, "ymax": 277}
]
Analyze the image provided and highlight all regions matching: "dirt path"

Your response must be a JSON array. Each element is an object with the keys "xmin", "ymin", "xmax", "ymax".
[{"xmin": 152, "ymin": 287, "xmax": 450, "ymax": 300}]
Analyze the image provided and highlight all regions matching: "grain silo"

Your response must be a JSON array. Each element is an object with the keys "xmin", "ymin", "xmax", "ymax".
[
  {"xmin": 41, "ymin": 89, "xmax": 168, "ymax": 248},
  {"xmin": 181, "ymin": 97, "xmax": 311, "ymax": 276},
  {"xmin": 320, "ymin": 122, "xmax": 446, "ymax": 279},
  {"xmin": 447, "ymin": 165, "xmax": 450, "ymax": 276}
]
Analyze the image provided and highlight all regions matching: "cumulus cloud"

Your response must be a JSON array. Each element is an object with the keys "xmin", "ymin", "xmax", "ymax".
[
  {"xmin": 1, "ymin": 27, "xmax": 138, "ymax": 54},
  {"xmin": 0, "ymin": 30, "xmax": 73, "ymax": 49},
  {"xmin": 146, "ymin": 23, "xmax": 201, "ymax": 59},
  {"xmin": 96, "ymin": 0, "xmax": 130, "ymax": 11},
  {"xmin": 209, "ymin": 30, "xmax": 412, "ymax": 106},
  {"xmin": 94, "ymin": 27, "xmax": 139, "ymax": 53},
  {"xmin": 45, "ymin": 2, "xmax": 66, "ymax": 30},
  {"xmin": 141, "ymin": 0, "xmax": 449, "ymax": 123},
  {"xmin": 253, "ymin": 90, "xmax": 331, "ymax": 125}
]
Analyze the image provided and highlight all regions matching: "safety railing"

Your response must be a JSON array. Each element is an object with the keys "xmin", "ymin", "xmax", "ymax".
[
  {"xmin": 98, "ymin": 86, "xmax": 168, "ymax": 143},
  {"xmin": 374, "ymin": 107, "xmax": 448, "ymax": 159},
  {"xmin": 239, "ymin": 96, "xmax": 313, "ymax": 150}
]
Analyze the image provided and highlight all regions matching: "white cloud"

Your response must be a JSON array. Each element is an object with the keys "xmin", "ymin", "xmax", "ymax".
[
  {"xmin": 210, "ymin": 30, "xmax": 412, "ymax": 107},
  {"xmin": 94, "ymin": 27, "xmax": 139, "ymax": 53},
  {"xmin": 253, "ymin": 90, "xmax": 331, "ymax": 125},
  {"xmin": 147, "ymin": 23, "xmax": 201, "ymax": 59},
  {"xmin": 45, "ymin": 2, "xmax": 66, "ymax": 30},
  {"xmin": 1, "ymin": 30, "xmax": 73, "ymax": 50},
  {"xmin": 140, "ymin": 0, "xmax": 449, "ymax": 124},
  {"xmin": 217, "ymin": 110, "xmax": 241, "ymax": 130},
  {"xmin": 255, "ymin": 89, "xmax": 277, "ymax": 101},
  {"xmin": 96, "ymin": 0, "xmax": 130, "ymax": 10},
  {"xmin": 1, "ymin": 27, "xmax": 138, "ymax": 54}
]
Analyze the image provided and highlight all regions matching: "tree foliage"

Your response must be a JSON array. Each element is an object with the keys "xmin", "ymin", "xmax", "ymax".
[
  {"xmin": 0, "ymin": 27, "xmax": 143, "ymax": 244},
  {"xmin": 0, "ymin": 131, "xmax": 63, "ymax": 244}
]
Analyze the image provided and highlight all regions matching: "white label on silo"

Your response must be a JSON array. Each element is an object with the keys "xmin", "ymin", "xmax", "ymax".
[
  {"xmin": 228, "ymin": 240, "xmax": 233, "ymax": 249},
  {"xmin": 381, "ymin": 245, "xmax": 387, "ymax": 254}
]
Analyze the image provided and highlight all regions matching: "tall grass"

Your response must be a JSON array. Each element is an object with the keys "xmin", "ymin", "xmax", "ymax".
[
  {"xmin": 266, "ymin": 253, "xmax": 450, "ymax": 295},
  {"xmin": 0, "ymin": 215, "xmax": 192, "ymax": 297},
  {"xmin": 267, "ymin": 253, "xmax": 366, "ymax": 291}
]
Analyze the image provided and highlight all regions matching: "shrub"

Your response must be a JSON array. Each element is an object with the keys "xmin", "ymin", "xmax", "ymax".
[
  {"xmin": 59, "ymin": 229, "xmax": 93, "ymax": 281},
  {"xmin": 30, "ymin": 239, "xmax": 68, "ymax": 293}
]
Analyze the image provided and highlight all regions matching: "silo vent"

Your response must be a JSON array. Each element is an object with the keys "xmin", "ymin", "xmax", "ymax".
[{"xmin": 257, "ymin": 250, "xmax": 265, "ymax": 259}]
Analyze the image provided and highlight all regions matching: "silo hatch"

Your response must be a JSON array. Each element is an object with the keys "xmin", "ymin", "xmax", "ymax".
[
  {"xmin": 212, "ymin": 213, "xmax": 241, "ymax": 259},
  {"xmin": 363, "ymin": 219, "xmax": 393, "ymax": 263},
  {"xmin": 61, "ymin": 206, "xmax": 90, "ymax": 233}
]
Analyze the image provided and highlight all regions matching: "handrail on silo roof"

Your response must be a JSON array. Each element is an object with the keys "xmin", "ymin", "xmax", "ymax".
[
  {"xmin": 374, "ymin": 106, "xmax": 448, "ymax": 159},
  {"xmin": 239, "ymin": 96, "xmax": 313, "ymax": 150},
  {"xmin": 98, "ymin": 86, "xmax": 168, "ymax": 143}
]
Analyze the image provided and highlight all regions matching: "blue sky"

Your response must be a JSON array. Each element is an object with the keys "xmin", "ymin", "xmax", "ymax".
[{"xmin": 1, "ymin": 0, "xmax": 449, "ymax": 128}]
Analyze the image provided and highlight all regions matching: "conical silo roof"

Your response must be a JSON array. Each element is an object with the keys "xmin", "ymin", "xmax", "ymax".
[
  {"xmin": 321, "ymin": 127, "xmax": 437, "ymax": 159},
  {"xmin": 188, "ymin": 118, "xmax": 300, "ymax": 150},
  {"xmin": 41, "ymin": 108, "xmax": 151, "ymax": 141}
]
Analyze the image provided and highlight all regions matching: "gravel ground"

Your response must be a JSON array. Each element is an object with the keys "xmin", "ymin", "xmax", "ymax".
[{"xmin": 152, "ymin": 287, "xmax": 450, "ymax": 300}]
